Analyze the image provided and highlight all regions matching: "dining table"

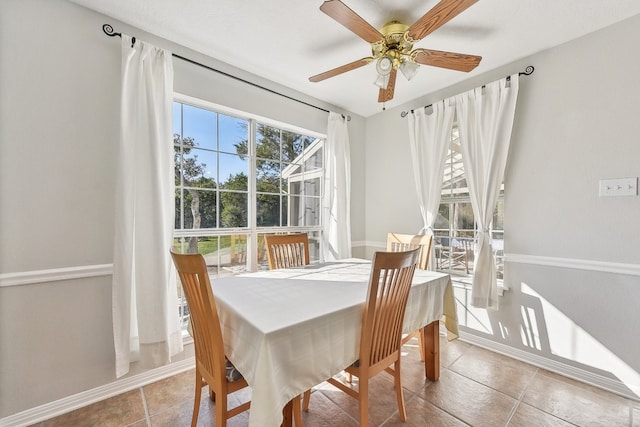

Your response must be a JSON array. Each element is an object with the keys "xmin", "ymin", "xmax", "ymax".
[{"xmin": 210, "ymin": 258, "xmax": 458, "ymax": 427}]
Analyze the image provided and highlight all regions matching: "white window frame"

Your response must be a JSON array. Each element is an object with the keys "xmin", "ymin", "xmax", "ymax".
[{"xmin": 172, "ymin": 93, "xmax": 326, "ymax": 270}]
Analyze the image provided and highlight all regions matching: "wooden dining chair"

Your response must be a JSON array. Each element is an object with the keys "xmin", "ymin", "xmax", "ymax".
[
  {"xmin": 386, "ymin": 232, "xmax": 432, "ymax": 270},
  {"xmin": 386, "ymin": 232, "xmax": 433, "ymax": 360},
  {"xmin": 170, "ymin": 249, "xmax": 251, "ymax": 427},
  {"xmin": 325, "ymin": 249, "xmax": 420, "ymax": 426},
  {"xmin": 264, "ymin": 233, "xmax": 310, "ymax": 269}
]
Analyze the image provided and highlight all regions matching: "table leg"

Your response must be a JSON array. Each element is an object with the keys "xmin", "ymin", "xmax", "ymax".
[
  {"xmin": 422, "ymin": 320, "xmax": 440, "ymax": 381},
  {"xmin": 281, "ymin": 399, "xmax": 293, "ymax": 427}
]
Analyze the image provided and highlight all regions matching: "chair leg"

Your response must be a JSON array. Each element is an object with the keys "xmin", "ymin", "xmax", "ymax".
[
  {"xmin": 302, "ymin": 389, "xmax": 311, "ymax": 412},
  {"xmin": 418, "ymin": 331, "xmax": 425, "ymax": 361},
  {"xmin": 192, "ymin": 373, "xmax": 202, "ymax": 427},
  {"xmin": 216, "ymin": 385, "xmax": 227, "ymax": 427},
  {"xmin": 293, "ymin": 394, "xmax": 304, "ymax": 427},
  {"xmin": 393, "ymin": 360, "xmax": 407, "ymax": 422},
  {"xmin": 359, "ymin": 379, "xmax": 369, "ymax": 427}
]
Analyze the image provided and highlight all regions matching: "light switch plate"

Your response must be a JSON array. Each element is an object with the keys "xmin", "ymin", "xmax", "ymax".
[{"xmin": 599, "ymin": 177, "xmax": 638, "ymax": 197}]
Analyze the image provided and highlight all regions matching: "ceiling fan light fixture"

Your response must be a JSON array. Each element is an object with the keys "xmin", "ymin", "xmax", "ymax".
[
  {"xmin": 399, "ymin": 59, "xmax": 420, "ymax": 81},
  {"xmin": 373, "ymin": 72, "xmax": 390, "ymax": 89},
  {"xmin": 375, "ymin": 56, "xmax": 393, "ymax": 76}
]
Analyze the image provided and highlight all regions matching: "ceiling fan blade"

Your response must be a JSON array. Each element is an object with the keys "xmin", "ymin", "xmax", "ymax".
[
  {"xmin": 309, "ymin": 57, "xmax": 373, "ymax": 82},
  {"xmin": 378, "ymin": 68, "xmax": 397, "ymax": 103},
  {"xmin": 413, "ymin": 49, "xmax": 481, "ymax": 72},
  {"xmin": 320, "ymin": 0, "xmax": 383, "ymax": 43},
  {"xmin": 406, "ymin": 0, "xmax": 478, "ymax": 41}
]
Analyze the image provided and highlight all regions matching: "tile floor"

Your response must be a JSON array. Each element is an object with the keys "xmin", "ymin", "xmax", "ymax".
[{"xmin": 31, "ymin": 335, "xmax": 639, "ymax": 426}]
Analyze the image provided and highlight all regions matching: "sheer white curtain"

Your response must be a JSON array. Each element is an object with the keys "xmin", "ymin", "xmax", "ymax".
[
  {"xmin": 455, "ymin": 75, "xmax": 519, "ymax": 309},
  {"xmin": 407, "ymin": 101, "xmax": 455, "ymax": 270},
  {"xmin": 322, "ymin": 112, "xmax": 352, "ymax": 260},
  {"xmin": 112, "ymin": 35, "xmax": 183, "ymax": 377}
]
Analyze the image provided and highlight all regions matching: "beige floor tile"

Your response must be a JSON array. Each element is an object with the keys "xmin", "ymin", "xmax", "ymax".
[
  {"xmin": 126, "ymin": 420, "xmax": 148, "ymax": 427},
  {"xmin": 314, "ymin": 372, "xmax": 411, "ymax": 426},
  {"xmin": 301, "ymin": 388, "xmax": 358, "ymax": 427},
  {"xmin": 398, "ymin": 395, "xmax": 470, "ymax": 427},
  {"xmin": 143, "ymin": 369, "xmax": 195, "ymax": 416},
  {"xmin": 418, "ymin": 368, "xmax": 517, "ymax": 426},
  {"xmin": 399, "ymin": 338, "xmax": 433, "ymax": 393},
  {"xmin": 449, "ymin": 345, "xmax": 537, "ymax": 398},
  {"xmin": 148, "ymin": 395, "xmax": 205, "ymax": 427},
  {"xmin": 143, "ymin": 368, "xmax": 251, "ymax": 426},
  {"xmin": 34, "ymin": 342, "xmax": 636, "ymax": 427},
  {"xmin": 440, "ymin": 336, "xmax": 472, "ymax": 368},
  {"xmin": 147, "ymin": 393, "xmax": 250, "ymax": 427},
  {"xmin": 507, "ymin": 402, "xmax": 575, "ymax": 426},
  {"xmin": 42, "ymin": 389, "xmax": 146, "ymax": 427},
  {"xmin": 522, "ymin": 370, "xmax": 630, "ymax": 426}
]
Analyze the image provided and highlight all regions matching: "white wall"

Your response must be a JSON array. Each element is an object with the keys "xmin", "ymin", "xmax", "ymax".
[
  {"xmin": 363, "ymin": 15, "xmax": 640, "ymax": 397},
  {"xmin": 0, "ymin": 0, "xmax": 364, "ymax": 418},
  {"xmin": 0, "ymin": 0, "xmax": 120, "ymax": 417}
]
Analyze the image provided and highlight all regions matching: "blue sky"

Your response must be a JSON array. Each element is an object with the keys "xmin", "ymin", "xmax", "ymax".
[{"xmin": 173, "ymin": 102, "xmax": 248, "ymax": 183}]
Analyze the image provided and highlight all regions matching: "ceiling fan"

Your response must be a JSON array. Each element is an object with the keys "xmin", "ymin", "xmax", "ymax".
[{"xmin": 309, "ymin": 0, "xmax": 482, "ymax": 103}]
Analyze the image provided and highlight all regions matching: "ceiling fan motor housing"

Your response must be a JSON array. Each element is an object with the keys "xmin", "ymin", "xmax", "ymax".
[{"xmin": 372, "ymin": 21, "xmax": 414, "ymax": 69}]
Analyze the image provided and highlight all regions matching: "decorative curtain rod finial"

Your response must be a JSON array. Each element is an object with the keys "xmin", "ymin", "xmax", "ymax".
[
  {"xmin": 519, "ymin": 65, "xmax": 534, "ymax": 76},
  {"xmin": 102, "ymin": 24, "xmax": 120, "ymax": 38},
  {"xmin": 102, "ymin": 23, "xmax": 135, "ymax": 47}
]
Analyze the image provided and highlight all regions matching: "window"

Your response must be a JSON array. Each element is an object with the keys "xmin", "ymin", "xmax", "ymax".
[
  {"xmin": 171, "ymin": 97, "xmax": 325, "ymax": 331},
  {"xmin": 434, "ymin": 123, "xmax": 505, "ymax": 281}
]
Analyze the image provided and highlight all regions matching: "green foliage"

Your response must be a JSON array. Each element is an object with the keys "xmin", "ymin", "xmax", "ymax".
[
  {"xmin": 176, "ymin": 115, "xmax": 314, "ymax": 232},
  {"xmin": 174, "ymin": 134, "xmax": 207, "ymax": 183},
  {"xmin": 220, "ymin": 173, "xmax": 248, "ymax": 227}
]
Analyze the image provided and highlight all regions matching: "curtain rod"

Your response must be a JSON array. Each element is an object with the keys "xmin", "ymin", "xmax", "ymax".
[
  {"xmin": 400, "ymin": 65, "xmax": 534, "ymax": 118},
  {"xmin": 102, "ymin": 24, "xmax": 351, "ymax": 121}
]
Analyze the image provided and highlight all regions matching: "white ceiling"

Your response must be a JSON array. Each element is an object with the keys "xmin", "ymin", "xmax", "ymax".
[{"xmin": 69, "ymin": 0, "xmax": 640, "ymax": 117}]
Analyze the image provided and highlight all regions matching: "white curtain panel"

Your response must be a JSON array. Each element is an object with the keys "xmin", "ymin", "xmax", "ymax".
[
  {"xmin": 112, "ymin": 35, "xmax": 183, "ymax": 377},
  {"xmin": 455, "ymin": 75, "xmax": 519, "ymax": 309},
  {"xmin": 322, "ymin": 112, "xmax": 352, "ymax": 260},
  {"xmin": 407, "ymin": 101, "xmax": 455, "ymax": 270}
]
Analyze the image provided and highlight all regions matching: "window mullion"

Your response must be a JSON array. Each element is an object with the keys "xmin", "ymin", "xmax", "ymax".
[{"xmin": 248, "ymin": 118, "xmax": 257, "ymax": 271}]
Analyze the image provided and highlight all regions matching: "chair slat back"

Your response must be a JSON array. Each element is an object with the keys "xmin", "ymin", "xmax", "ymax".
[
  {"xmin": 170, "ymin": 250, "xmax": 227, "ymax": 384},
  {"xmin": 264, "ymin": 233, "xmax": 310, "ymax": 270},
  {"xmin": 360, "ymin": 249, "xmax": 420, "ymax": 368},
  {"xmin": 386, "ymin": 233, "xmax": 432, "ymax": 270}
]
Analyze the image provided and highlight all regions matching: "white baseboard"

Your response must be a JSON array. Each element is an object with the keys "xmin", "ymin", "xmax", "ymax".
[
  {"xmin": 0, "ymin": 358, "xmax": 195, "ymax": 427},
  {"xmin": 458, "ymin": 331, "xmax": 640, "ymax": 401}
]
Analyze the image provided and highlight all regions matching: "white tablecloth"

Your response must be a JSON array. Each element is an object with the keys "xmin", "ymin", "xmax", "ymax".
[{"xmin": 211, "ymin": 258, "xmax": 458, "ymax": 427}]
